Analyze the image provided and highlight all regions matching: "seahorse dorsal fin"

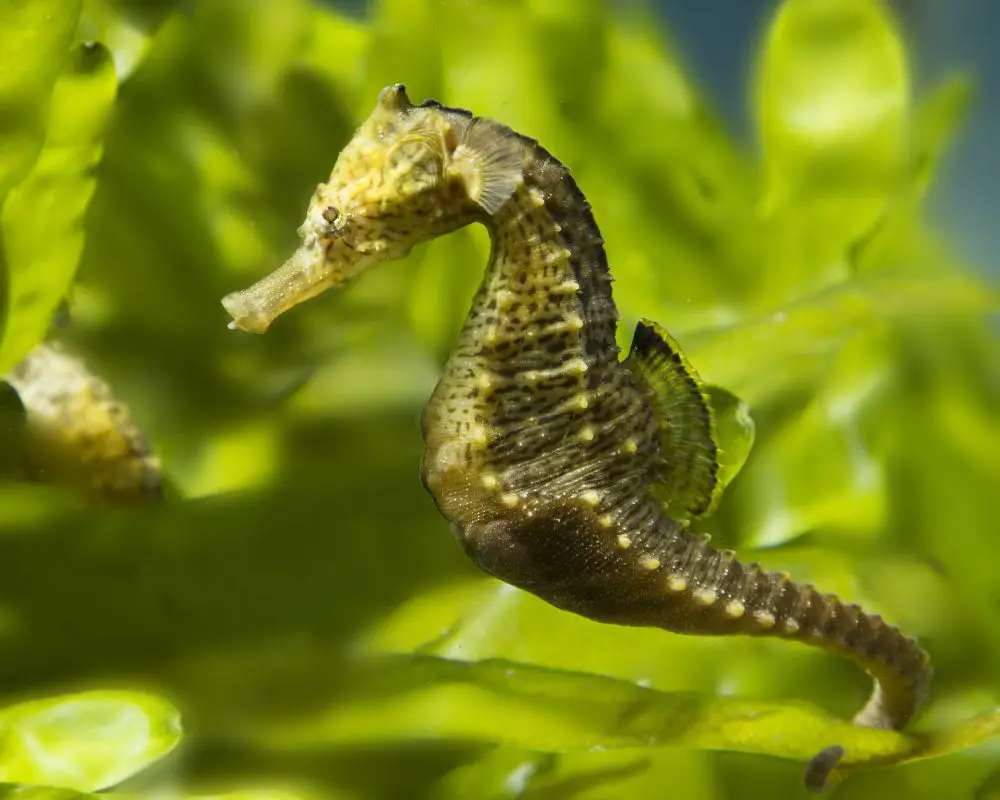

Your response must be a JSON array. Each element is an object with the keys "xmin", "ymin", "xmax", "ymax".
[
  {"xmin": 450, "ymin": 117, "xmax": 524, "ymax": 215},
  {"xmin": 625, "ymin": 319, "xmax": 721, "ymax": 520}
]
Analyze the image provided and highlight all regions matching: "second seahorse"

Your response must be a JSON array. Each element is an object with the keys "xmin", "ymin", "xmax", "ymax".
[{"xmin": 222, "ymin": 85, "xmax": 932, "ymax": 792}]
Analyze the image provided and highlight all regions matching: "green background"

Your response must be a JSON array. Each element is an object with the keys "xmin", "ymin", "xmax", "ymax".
[{"xmin": 0, "ymin": 0, "xmax": 997, "ymax": 798}]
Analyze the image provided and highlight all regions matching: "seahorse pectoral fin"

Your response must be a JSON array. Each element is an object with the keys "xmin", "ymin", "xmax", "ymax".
[
  {"xmin": 450, "ymin": 117, "xmax": 525, "ymax": 215},
  {"xmin": 625, "ymin": 319, "xmax": 721, "ymax": 520},
  {"xmin": 705, "ymin": 384, "xmax": 756, "ymax": 492}
]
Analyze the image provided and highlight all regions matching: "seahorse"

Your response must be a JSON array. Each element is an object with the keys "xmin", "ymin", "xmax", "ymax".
[{"xmin": 222, "ymin": 85, "xmax": 931, "ymax": 790}]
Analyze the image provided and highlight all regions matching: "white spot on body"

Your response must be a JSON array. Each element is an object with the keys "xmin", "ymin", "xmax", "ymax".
[
  {"xmin": 554, "ymin": 279, "xmax": 580, "ymax": 295},
  {"xmin": 724, "ymin": 600, "xmax": 746, "ymax": 618},
  {"xmin": 754, "ymin": 611, "xmax": 776, "ymax": 628},
  {"xmin": 693, "ymin": 588, "xmax": 718, "ymax": 606},
  {"xmin": 617, "ymin": 534, "xmax": 632, "ymax": 549},
  {"xmin": 580, "ymin": 489, "xmax": 601, "ymax": 506},
  {"xmin": 667, "ymin": 575, "xmax": 687, "ymax": 592},
  {"xmin": 641, "ymin": 555, "xmax": 661, "ymax": 571}
]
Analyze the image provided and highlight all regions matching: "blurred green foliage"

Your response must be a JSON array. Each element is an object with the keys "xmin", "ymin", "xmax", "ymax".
[{"xmin": 0, "ymin": 0, "xmax": 997, "ymax": 798}]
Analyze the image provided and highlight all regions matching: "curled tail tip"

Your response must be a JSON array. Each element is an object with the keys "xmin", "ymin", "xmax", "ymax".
[{"xmin": 804, "ymin": 745, "xmax": 845, "ymax": 795}]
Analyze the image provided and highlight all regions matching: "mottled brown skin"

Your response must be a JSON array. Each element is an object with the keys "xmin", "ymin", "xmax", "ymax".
[{"xmin": 223, "ymin": 85, "xmax": 931, "ymax": 787}]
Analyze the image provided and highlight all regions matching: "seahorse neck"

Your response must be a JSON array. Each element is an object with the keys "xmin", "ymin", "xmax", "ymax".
[{"xmin": 475, "ymin": 136, "xmax": 620, "ymax": 368}]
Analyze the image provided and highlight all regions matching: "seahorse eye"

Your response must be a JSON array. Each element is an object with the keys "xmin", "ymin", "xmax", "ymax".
[{"xmin": 322, "ymin": 206, "xmax": 340, "ymax": 225}]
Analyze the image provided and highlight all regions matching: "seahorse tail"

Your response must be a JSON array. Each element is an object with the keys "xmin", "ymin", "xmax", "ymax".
[
  {"xmin": 661, "ymin": 533, "xmax": 931, "ymax": 729},
  {"xmin": 740, "ymin": 568, "xmax": 933, "ymax": 793},
  {"xmin": 732, "ymin": 562, "xmax": 931, "ymax": 730},
  {"xmin": 663, "ymin": 544, "xmax": 932, "ymax": 792}
]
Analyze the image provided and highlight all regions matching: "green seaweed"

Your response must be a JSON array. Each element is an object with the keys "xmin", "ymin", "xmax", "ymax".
[{"xmin": 0, "ymin": 0, "xmax": 996, "ymax": 798}]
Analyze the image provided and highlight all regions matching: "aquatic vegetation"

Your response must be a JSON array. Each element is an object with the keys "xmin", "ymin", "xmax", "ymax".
[{"xmin": 0, "ymin": 0, "xmax": 997, "ymax": 798}]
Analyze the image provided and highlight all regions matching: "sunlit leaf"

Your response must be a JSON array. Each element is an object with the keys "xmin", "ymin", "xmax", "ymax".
[
  {"xmin": 0, "ymin": 0, "xmax": 82, "ymax": 201},
  {"xmin": 78, "ymin": 0, "xmax": 181, "ymax": 80},
  {"xmin": 686, "ymin": 271, "xmax": 1000, "ymax": 404},
  {"xmin": 0, "ymin": 691, "xmax": 181, "ymax": 791},
  {"xmin": 755, "ymin": 0, "xmax": 909, "ymax": 202},
  {"xmin": 246, "ymin": 654, "xmax": 999, "ymax": 787},
  {"xmin": 0, "ymin": 43, "xmax": 117, "ymax": 373},
  {"xmin": 737, "ymin": 335, "xmax": 889, "ymax": 547}
]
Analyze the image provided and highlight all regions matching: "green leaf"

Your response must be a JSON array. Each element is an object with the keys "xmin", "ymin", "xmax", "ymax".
[
  {"xmin": 0, "ymin": 0, "xmax": 83, "ymax": 202},
  {"xmin": 0, "ymin": 691, "xmax": 181, "ymax": 791},
  {"xmin": 0, "ymin": 787, "xmax": 323, "ymax": 800},
  {"xmin": 685, "ymin": 271, "xmax": 1000, "ymax": 405},
  {"xmin": 244, "ymin": 654, "xmax": 999, "ymax": 788},
  {"xmin": 78, "ymin": 0, "xmax": 183, "ymax": 81},
  {"xmin": 737, "ymin": 335, "xmax": 889, "ymax": 547},
  {"xmin": 0, "ymin": 42, "xmax": 118, "ymax": 374},
  {"xmin": 753, "ymin": 0, "xmax": 912, "ymax": 300},
  {"xmin": 755, "ymin": 0, "xmax": 909, "ymax": 203}
]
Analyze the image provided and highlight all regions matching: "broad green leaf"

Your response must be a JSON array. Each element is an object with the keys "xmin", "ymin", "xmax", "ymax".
[
  {"xmin": 737, "ymin": 336, "xmax": 889, "ymax": 547},
  {"xmin": 0, "ymin": 0, "xmax": 82, "ymax": 201},
  {"xmin": 246, "ymin": 654, "xmax": 999, "ymax": 789},
  {"xmin": 364, "ymin": 578, "xmax": 720, "ymax": 695},
  {"xmin": 0, "ymin": 787, "xmax": 84, "ymax": 800},
  {"xmin": 0, "ymin": 691, "xmax": 181, "ymax": 791},
  {"xmin": 685, "ymin": 271, "xmax": 1000, "ymax": 404},
  {"xmin": 0, "ymin": 43, "xmax": 118, "ymax": 373},
  {"xmin": 78, "ymin": 0, "xmax": 182, "ymax": 80},
  {"xmin": 0, "ymin": 787, "xmax": 323, "ymax": 800},
  {"xmin": 753, "ymin": 0, "xmax": 911, "ymax": 301},
  {"xmin": 432, "ymin": 747, "xmax": 714, "ymax": 800},
  {"xmin": 755, "ymin": 0, "xmax": 909, "ymax": 203}
]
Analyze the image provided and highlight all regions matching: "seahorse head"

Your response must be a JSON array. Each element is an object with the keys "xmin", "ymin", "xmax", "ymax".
[{"xmin": 222, "ymin": 84, "xmax": 523, "ymax": 333}]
